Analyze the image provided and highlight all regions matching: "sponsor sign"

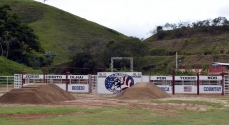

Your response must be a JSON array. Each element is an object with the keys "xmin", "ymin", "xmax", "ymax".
[
  {"xmin": 45, "ymin": 75, "xmax": 66, "ymax": 79},
  {"xmin": 157, "ymin": 85, "xmax": 172, "ymax": 93},
  {"xmin": 97, "ymin": 72, "xmax": 142, "ymax": 94},
  {"xmin": 203, "ymin": 87, "xmax": 221, "ymax": 91},
  {"xmin": 199, "ymin": 76, "xmax": 221, "ymax": 80},
  {"xmin": 23, "ymin": 74, "xmax": 43, "ymax": 79},
  {"xmin": 105, "ymin": 73, "xmax": 134, "ymax": 94},
  {"xmin": 175, "ymin": 76, "xmax": 197, "ymax": 81},
  {"xmin": 160, "ymin": 87, "xmax": 170, "ymax": 91},
  {"xmin": 68, "ymin": 75, "xmax": 88, "ymax": 79},
  {"xmin": 150, "ymin": 76, "xmax": 172, "ymax": 80},
  {"xmin": 184, "ymin": 86, "xmax": 192, "ymax": 92},
  {"xmin": 98, "ymin": 72, "xmax": 107, "ymax": 78},
  {"xmin": 55, "ymin": 84, "xmax": 89, "ymax": 93},
  {"xmin": 200, "ymin": 85, "xmax": 222, "ymax": 93},
  {"xmin": 68, "ymin": 84, "xmax": 89, "ymax": 93},
  {"xmin": 72, "ymin": 86, "xmax": 85, "ymax": 90}
]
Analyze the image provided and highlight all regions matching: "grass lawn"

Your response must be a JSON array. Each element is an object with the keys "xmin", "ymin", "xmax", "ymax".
[{"xmin": 0, "ymin": 98, "xmax": 229, "ymax": 125}]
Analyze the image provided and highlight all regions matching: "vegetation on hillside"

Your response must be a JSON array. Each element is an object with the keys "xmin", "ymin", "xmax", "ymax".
[
  {"xmin": 1, "ymin": 0, "xmax": 229, "ymax": 75},
  {"xmin": 148, "ymin": 17, "xmax": 229, "ymax": 41},
  {"xmin": 0, "ymin": 0, "xmax": 129, "ymax": 65},
  {"xmin": 0, "ymin": 4, "xmax": 55, "ymax": 67},
  {"xmin": 69, "ymin": 36, "xmax": 149, "ymax": 74},
  {"xmin": 0, "ymin": 56, "xmax": 42, "ymax": 75},
  {"xmin": 143, "ymin": 17, "xmax": 229, "ymax": 73}
]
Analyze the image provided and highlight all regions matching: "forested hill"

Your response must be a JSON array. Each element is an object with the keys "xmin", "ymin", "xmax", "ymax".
[
  {"xmin": 0, "ymin": 0, "xmax": 129, "ymax": 65},
  {"xmin": 142, "ymin": 17, "xmax": 229, "ymax": 70}
]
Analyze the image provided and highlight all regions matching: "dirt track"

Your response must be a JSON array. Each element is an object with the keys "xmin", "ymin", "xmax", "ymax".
[{"xmin": 0, "ymin": 85, "xmax": 229, "ymax": 117}]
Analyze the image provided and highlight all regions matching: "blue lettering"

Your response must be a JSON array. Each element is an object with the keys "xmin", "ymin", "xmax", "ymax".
[
  {"xmin": 160, "ymin": 87, "xmax": 169, "ymax": 91},
  {"xmin": 72, "ymin": 86, "xmax": 85, "ymax": 90},
  {"xmin": 203, "ymin": 87, "xmax": 221, "ymax": 91}
]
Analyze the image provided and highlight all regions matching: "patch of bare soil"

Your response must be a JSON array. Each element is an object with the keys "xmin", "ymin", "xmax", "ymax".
[
  {"xmin": 115, "ymin": 82, "xmax": 171, "ymax": 100},
  {"xmin": 0, "ymin": 112, "xmax": 86, "ymax": 120},
  {"xmin": 0, "ymin": 94, "xmax": 228, "ymax": 119},
  {"xmin": 1, "ymin": 84, "xmax": 228, "ymax": 119},
  {"xmin": 0, "ymin": 84, "xmax": 75, "ymax": 104}
]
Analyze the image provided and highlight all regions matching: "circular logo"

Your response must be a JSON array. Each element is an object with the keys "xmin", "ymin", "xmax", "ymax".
[{"xmin": 105, "ymin": 73, "xmax": 134, "ymax": 93}]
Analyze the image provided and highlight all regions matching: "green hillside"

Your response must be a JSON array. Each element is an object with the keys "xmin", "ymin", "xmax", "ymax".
[
  {"xmin": 0, "ymin": 56, "xmax": 42, "ymax": 75},
  {"xmin": 2, "ymin": 0, "xmax": 229, "ymax": 75},
  {"xmin": 143, "ymin": 18, "xmax": 229, "ymax": 70},
  {"xmin": 0, "ymin": 0, "xmax": 128, "ymax": 65}
]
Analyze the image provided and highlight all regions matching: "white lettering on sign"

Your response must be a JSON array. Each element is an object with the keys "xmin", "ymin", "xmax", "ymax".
[
  {"xmin": 157, "ymin": 77, "xmax": 166, "ymax": 80},
  {"xmin": 180, "ymin": 77, "xmax": 196, "ymax": 80}
]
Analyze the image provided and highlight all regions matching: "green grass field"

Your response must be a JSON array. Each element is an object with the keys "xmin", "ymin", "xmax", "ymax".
[{"xmin": 1, "ymin": 95, "xmax": 229, "ymax": 125}]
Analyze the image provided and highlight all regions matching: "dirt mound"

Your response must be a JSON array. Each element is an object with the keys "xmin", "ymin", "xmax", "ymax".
[
  {"xmin": 0, "ymin": 84, "xmax": 75, "ymax": 104},
  {"xmin": 115, "ymin": 82, "xmax": 171, "ymax": 100}
]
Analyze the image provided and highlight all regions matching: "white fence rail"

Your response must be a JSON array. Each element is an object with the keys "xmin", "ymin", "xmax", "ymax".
[
  {"xmin": 0, "ymin": 76, "xmax": 14, "ymax": 92},
  {"xmin": 2, "ymin": 73, "xmax": 227, "ymax": 95}
]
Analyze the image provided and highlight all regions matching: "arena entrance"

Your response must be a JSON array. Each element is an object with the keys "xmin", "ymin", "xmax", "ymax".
[{"xmin": 224, "ymin": 75, "xmax": 229, "ymax": 95}]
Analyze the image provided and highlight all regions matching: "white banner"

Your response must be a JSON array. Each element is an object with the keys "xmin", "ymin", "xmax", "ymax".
[
  {"xmin": 150, "ymin": 76, "xmax": 172, "ymax": 80},
  {"xmin": 157, "ymin": 85, "xmax": 222, "ymax": 94},
  {"xmin": 23, "ymin": 74, "xmax": 43, "ymax": 79},
  {"xmin": 97, "ymin": 72, "xmax": 142, "ymax": 94},
  {"xmin": 157, "ymin": 85, "xmax": 172, "ymax": 94},
  {"xmin": 68, "ymin": 75, "xmax": 88, "ymax": 79},
  {"xmin": 55, "ymin": 84, "xmax": 89, "ymax": 93},
  {"xmin": 68, "ymin": 84, "xmax": 89, "ymax": 93},
  {"xmin": 200, "ymin": 85, "xmax": 222, "ymax": 93},
  {"xmin": 199, "ymin": 76, "xmax": 222, "ymax": 80},
  {"xmin": 45, "ymin": 75, "xmax": 66, "ymax": 79},
  {"xmin": 175, "ymin": 76, "xmax": 197, "ymax": 81},
  {"xmin": 55, "ymin": 84, "xmax": 66, "ymax": 90}
]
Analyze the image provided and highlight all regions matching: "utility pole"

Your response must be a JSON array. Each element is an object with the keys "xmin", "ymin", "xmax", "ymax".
[{"xmin": 176, "ymin": 52, "xmax": 178, "ymax": 70}]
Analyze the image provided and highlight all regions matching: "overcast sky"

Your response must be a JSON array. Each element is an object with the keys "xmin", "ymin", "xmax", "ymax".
[{"xmin": 34, "ymin": 0, "xmax": 229, "ymax": 39}]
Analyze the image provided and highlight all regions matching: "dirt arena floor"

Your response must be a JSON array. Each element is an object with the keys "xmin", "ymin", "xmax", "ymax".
[{"xmin": 0, "ymin": 85, "xmax": 229, "ymax": 117}]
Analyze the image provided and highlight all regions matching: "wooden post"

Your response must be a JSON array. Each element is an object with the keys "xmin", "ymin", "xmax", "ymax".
[
  {"xmin": 197, "ymin": 72, "xmax": 200, "ymax": 95},
  {"xmin": 172, "ymin": 69, "xmax": 175, "ymax": 95},
  {"xmin": 221, "ymin": 69, "xmax": 224, "ymax": 95}
]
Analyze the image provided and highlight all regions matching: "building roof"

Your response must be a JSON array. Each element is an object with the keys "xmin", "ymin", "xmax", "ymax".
[{"xmin": 211, "ymin": 62, "xmax": 229, "ymax": 66}]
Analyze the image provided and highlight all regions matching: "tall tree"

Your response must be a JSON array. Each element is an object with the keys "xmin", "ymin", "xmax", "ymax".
[{"xmin": 0, "ymin": 4, "xmax": 44, "ymax": 64}]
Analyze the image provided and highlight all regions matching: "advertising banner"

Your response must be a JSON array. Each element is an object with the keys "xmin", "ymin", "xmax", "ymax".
[
  {"xmin": 97, "ymin": 72, "xmax": 142, "ymax": 94},
  {"xmin": 23, "ymin": 74, "xmax": 44, "ymax": 79}
]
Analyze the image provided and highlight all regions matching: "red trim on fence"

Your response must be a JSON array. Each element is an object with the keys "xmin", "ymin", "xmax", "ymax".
[
  {"xmin": 172, "ymin": 70, "xmax": 175, "ymax": 95},
  {"xmin": 221, "ymin": 69, "xmax": 224, "ymax": 95},
  {"xmin": 197, "ymin": 72, "xmax": 199, "ymax": 95}
]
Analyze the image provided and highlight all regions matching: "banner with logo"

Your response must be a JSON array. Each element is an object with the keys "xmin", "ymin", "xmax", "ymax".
[{"xmin": 97, "ymin": 72, "xmax": 142, "ymax": 94}]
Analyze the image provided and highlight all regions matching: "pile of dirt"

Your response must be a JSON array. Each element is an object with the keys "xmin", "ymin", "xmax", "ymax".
[
  {"xmin": 115, "ymin": 82, "xmax": 171, "ymax": 100},
  {"xmin": 0, "ymin": 84, "xmax": 75, "ymax": 104}
]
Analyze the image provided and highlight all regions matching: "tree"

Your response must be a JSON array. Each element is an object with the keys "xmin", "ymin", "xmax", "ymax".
[
  {"xmin": 156, "ymin": 26, "xmax": 163, "ymax": 32},
  {"xmin": 0, "ymin": 4, "xmax": 44, "ymax": 64}
]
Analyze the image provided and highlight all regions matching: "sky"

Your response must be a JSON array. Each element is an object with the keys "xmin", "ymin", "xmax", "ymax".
[{"xmin": 34, "ymin": 0, "xmax": 229, "ymax": 39}]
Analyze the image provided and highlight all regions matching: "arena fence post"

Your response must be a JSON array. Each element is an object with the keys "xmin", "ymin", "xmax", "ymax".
[
  {"xmin": 66, "ymin": 71, "xmax": 70, "ymax": 92},
  {"xmin": 88, "ymin": 74, "xmax": 92, "ymax": 94},
  {"xmin": 221, "ymin": 69, "xmax": 224, "ymax": 95},
  {"xmin": 21, "ymin": 71, "xmax": 25, "ymax": 87},
  {"xmin": 149, "ymin": 69, "xmax": 151, "ymax": 82},
  {"xmin": 197, "ymin": 72, "xmax": 200, "ymax": 95},
  {"xmin": 172, "ymin": 69, "xmax": 175, "ymax": 95},
  {"xmin": 43, "ymin": 68, "xmax": 47, "ymax": 83}
]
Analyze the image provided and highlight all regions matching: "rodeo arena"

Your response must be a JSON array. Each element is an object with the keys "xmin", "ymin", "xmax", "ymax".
[{"xmin": 0, "ymin": 57, "xmax": 229, "ymax": 104}]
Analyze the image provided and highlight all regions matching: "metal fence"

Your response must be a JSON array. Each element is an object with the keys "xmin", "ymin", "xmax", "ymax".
[{"xmin": 0, "ymin": 76, "xmax": 14, "ymax": 92}]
